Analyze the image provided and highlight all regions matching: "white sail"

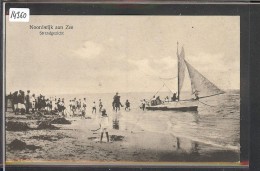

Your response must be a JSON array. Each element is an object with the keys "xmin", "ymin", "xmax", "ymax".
[
  {"xmin": 185, "ymin": 60, "xmax": 224, "ymax": 98},
  {"xmin": 177, "ymin": 46, "xmax": 186, "ymax": 99}
]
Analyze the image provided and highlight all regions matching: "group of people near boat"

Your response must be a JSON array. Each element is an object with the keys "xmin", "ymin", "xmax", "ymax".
[
  {"xmin": 151, "ymin": 93, "xmax": 179, "ymax": 106},
  {"xmin": 140, "ymin": 92, "xmax": 180, "ymax": 109}
]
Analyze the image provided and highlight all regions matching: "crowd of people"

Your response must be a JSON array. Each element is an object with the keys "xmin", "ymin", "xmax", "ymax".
[
  {"xmin": 6, "ymin": 91, "xmax": 132, "ymax": 117},
  {"xmin": 6, "ymin": 90, "xmax": 66, "ymax": 115}
]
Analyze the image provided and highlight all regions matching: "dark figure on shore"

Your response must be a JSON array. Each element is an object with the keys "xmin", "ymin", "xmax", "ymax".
[
  {"xmin": 99, "ymin": 99, "xmax": 103, "ymax": 112},
  {"xmin": 42, "ymin": 96, "xmax": 46, "ymax": 110},
  {"xmin": 113, "ymin": 92, "xmax": 123, "ymax": 112},
  {"xmin": 17, "ymin": 90, "xmax": 25, "ymax": 115},
  {"xmin": 37, "ymin": 95, "xmax": 41, "ymax": 111},
  {"xmin": 141, "ymin": 99, "xmax": 146, "ymax": 111},
  {"xmin": 57, "ymin": 98, "xmax": 65, "ymax": 115},
  {"xmin": 25, "ymin": 90, "xmax": 30, "ymax": 114},
  {"xmin": 100, "ymin": 108, "xmax": 109, "ymax": 143},
  {"xmin": 172, "ymin": 93, "xmax": 177, "ymax": 101},
  {"xmin": 49, "ymin": 99, "xmax": 52, "ymax": 111},
  {"xmin": 61, "ymin": 98, "xmax": 66, "ymax": 116},
  {"xmin": 12, "ymin": 91, "xmax": 18, "ymax": 114},
  {"xmin": 125, "ymin": 100, "xmax": 130, "ymax": 111},
  {"xmin": 72, "ymin": 98, "xmax": 76, "ymax": 115},
  {"xmin": 82, "ymin": 98, "xmax": 87, "ymax": 118},
  {"xmin": 77, "ymin": 99, "xmax": 81, "ymax": 111},
  {"xmin": 69, "ymin": 100, "xmax": 72, "ymax": 110}
]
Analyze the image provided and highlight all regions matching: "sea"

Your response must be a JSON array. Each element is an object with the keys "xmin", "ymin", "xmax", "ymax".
[{"xmin": 51, "ymin": 90, "xmax": 240, "ymax": 153}]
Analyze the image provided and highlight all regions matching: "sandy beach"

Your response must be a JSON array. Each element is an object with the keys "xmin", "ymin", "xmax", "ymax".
[{"xmin": 5, "ymin": 110, "xmax": 239, "ymax": 165}]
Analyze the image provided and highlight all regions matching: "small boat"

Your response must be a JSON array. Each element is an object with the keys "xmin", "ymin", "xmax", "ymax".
[
  {"xmin": 146, "ymin": 42, "xmax": 224, "ymax": 111},
  {"xmin": 146, "ymin": 100, "xmax": 198, "ymax": 111}
]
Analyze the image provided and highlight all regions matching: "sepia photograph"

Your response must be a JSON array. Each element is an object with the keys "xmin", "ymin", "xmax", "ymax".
[{"xmin": 5, "ymin": 15, "xmax": 240, "ymax": 165}]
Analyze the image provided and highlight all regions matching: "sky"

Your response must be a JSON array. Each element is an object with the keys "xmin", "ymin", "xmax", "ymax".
[{"xmin": 6, "ymin": 16, "xmax": 240, "ymax": 95}]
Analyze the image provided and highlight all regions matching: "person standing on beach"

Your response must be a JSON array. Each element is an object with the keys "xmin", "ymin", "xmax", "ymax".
[
  {"xmin": 78, "ymin": 99, "xmax": 82, "ymax": 111},
  {"xmin": 37, "ymin": 95, "xmax": 41, "ymax": 111},
  {"xmin": 99, "ymin": 99, "xmax": 103, "ymax": 112},
  {"xmin": 92, "ymin": 101, "xmax": 96, "ymax": 114},
  {"xmin": 69, "ymin": 100, "xmax": 72, "ymax": 111},
  {"xmin": 71, "ymin": 98, "xmax": 76, "ymax": 115},
  {"xmin": 45, "ymin": 99, "xmax": 50, "ymax": 111},
  {"xmin": 141, "ymin": 99, "xmax": 146, "ymax": 111},
  {"xmin": 49, "ymin": 99, "xmax": 53, "ymax": 111},
  {"xmin": 42, "ymin": 96, "xmax": 46, "ymax": 111},
  {"xmin": 83, "ymin": 98, "xmax": 87, "ymax": 108},
  {"xmin": 61, "ymin": 98, "xmax": 66, "ymax": 116},
  {"xmin": 25, "ymin": 90, "xmax": 30, "ymax": 114},
  {"xmin": 82, "ymin": 98, "xmax": 87, "ymax": 118},
  {"xmin": 57, "ymin": 98, "xmax": 64, "ymax": 116},
  {"xmin": 31, "ymin": 94, "xmax": 36, "ymax": 113},
  {"xmin": 99, "ymin": 108, "xmax": 109, "ymax": 143},
  {"xmin": 17, "ymin": 90, "xmax": 25, "ymax": 114},
  {"xmin": 52, "ymin": 98, "xmax": 56, "ymax": 111},
  {"xmin": 13, "ymin": 91, "xmax": 18, "ymax": 114}
]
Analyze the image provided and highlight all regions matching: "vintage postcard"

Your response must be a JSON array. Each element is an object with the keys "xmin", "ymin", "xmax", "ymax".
[{"xmin": 4, "ymin": 14, "xmax": 241, "ymax": 166}]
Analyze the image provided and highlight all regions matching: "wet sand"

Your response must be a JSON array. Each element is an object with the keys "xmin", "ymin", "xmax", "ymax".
[{"xmin": 5, "ymin": 111, "xmax": 239, "ymax": 164}]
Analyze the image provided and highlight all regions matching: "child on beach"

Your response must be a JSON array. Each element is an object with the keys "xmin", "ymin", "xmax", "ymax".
[
  {"xmin": 99, "ymin": 99, "xmax": 103, "ymax": 112},
  {"xmin": 125, "ymin": 99, "xmax": 130, "ymax": 111},
  {"xmin": 99, "ymin": 108, "xmax": 109, "ymax": 143}
]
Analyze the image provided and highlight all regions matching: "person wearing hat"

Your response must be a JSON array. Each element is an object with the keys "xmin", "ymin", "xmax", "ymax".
[{"xmin": 99, "ymin": 108, "xmax": 109, "ymax": 143}]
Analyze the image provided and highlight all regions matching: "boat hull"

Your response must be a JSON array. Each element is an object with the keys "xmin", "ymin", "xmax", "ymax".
[
  {"xmin": 145, "ymin": 101, "xmax": 198, "ymax": 112},
  {"xmin": 146, "ymin": 105, "xmax": 198, "ymax": 111}
]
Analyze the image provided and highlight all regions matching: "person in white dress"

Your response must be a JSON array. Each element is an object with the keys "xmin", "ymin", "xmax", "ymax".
[{"xmin": 99, "ymin": 108, "xmax": 109, "ymax": 143}]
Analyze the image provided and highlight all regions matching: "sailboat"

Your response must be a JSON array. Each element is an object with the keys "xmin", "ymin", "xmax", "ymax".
[{"xmin": 146, "ymin": 42, "xmax": 225, "ymax": 111}]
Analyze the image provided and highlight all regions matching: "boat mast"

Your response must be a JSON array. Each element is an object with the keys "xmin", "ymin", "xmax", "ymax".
[{"xmin": 177, "ymin": 41, "xmax": 180, "ymax": 101}]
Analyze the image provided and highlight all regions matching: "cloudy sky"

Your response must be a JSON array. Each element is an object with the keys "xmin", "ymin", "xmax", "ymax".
[{"xmin": 6, "ymin": 16, "xmax": 240, "ymax": 95}]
